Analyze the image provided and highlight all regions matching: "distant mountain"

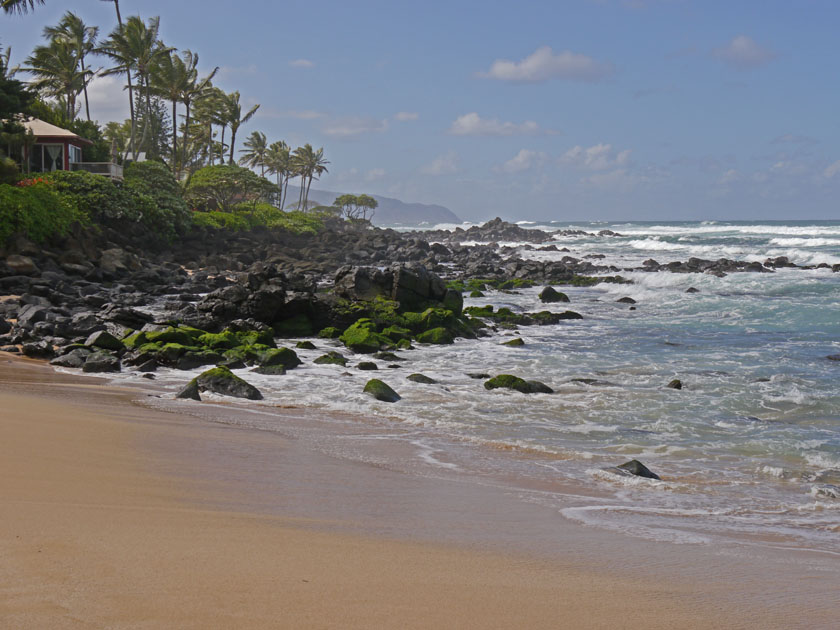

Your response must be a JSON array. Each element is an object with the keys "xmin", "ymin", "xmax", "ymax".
[{"xmin": 285, "ymin": 186, "xmax": 461, "ymax": 226}]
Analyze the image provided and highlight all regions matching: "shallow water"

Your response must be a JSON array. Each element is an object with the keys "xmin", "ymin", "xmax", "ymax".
[{"xmin": 100, "ymin": 221, "xmax": 840, "ymax": 554}]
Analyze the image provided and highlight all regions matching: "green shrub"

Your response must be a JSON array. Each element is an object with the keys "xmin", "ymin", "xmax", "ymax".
[
  {"xmin": 124, "ymin": 161, "xmax": 190, "ymax": 235},
  {"xmin": 190, "ymin": 210, "xmax": 253, "ymax": 232},
  {"xmin": 44, "ymin": 170, "xmax": 138, "ymax": 222},
  {"xmin": 185, "ymin": 164, "xmax": 276, "ymax": 212},
  {"xmin": 0, "ymin": 182, "xmax": 87, "ymax": 244},
  {"xmin": 0, "ymin": 157, "xmax": 20, "ymax": 185}
]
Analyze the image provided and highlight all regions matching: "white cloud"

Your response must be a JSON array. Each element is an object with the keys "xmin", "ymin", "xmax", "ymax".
[
  {"xmin": 496, "ymin": 149, "xmax": 549, "ymax": 174},
  {"xmin": 478, "ymin": 46, "xmax": 614, "ymax": 83},
  {"xmin": 421, "ymin": 151, "xmax": 459, "ymax": 175},
  {"xmin": 449, "ymin": 112, "xmax": 554, "ymax": 136},
  {"xmin": 561, "ymin": 143, "xmax": 631, "ymax": 170},
  {"xmin": 289, "ymin": 59, "xmax": 315, "ymax": 68},
  {"xmin": 713, "ymin": 35, "xmax": 775, "ymax": 69},
  {"xmin": 394, "ymin": 111, "xmax": 419, "ymax": 121},
  {"xmin": 322, "ymin": 117, "xmax": 389, "ymax": 138},
  {"xmin": 824, "ymin": 160, "xmax": 840, "ymax": 179},
  {"xmin": 86, "ymin": 75, "xmax": 130, "ymax": 123}
]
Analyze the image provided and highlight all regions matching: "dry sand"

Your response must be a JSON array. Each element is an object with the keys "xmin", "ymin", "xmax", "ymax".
[{"xmin": 0, "ymin": 354, "xmax": 832, "ymax": 629}]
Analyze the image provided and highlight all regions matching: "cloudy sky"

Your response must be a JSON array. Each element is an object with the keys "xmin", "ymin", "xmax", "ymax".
[{"xmin": 5, "ymin": 0, "xmax": 839, "ymax": 221}]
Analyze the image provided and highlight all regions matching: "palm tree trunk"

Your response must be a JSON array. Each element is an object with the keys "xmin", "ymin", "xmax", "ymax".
[
  {"xmin": 218, "ymin": 125, "xmax": 225, "ymax": 166},
  {"xmin": 181, "ymin": 101, "xmax": 191, "ymax": 178},
  {"xmin": 305, "ymin": 174, "xmax": 313, "ymax": 211},
  {"xmin": 298, "ymin": 176, "xmax": 304, "ymax": 209},
  {"xmin": 112, "ymin": 0, "xmax": 137, "ymax": 162},
  {"xmin": 137, "ymin": 74, "xmax": 152, "ymax": 157},
  {"xmin": 171, "ymin": 98, "xmax": 177, "ymax": 173},
  {"xmin": 281, "ymin": 177, "xmax": 288, "ymax": 211},
  {"xmin": 228, "ymin": 126, "xmax": 236, "ymax": 164},
  {"xmin": 80, "ymin": 53, "xmax": 91, "ymax": 121}
]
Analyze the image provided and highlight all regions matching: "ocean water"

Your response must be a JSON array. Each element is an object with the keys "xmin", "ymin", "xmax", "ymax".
[{"xmin": 107, "ymin": 221, "xmax": 840, "ymax": 554}]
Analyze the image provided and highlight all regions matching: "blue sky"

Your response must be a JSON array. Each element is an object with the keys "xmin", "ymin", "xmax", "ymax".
[{"xmin": 4, "ymin": 0, "xmax": 839, "ymax": 221}]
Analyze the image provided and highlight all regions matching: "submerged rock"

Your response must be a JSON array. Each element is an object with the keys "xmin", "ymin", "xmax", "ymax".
[
  {"xmin": 407, "ymin": 373, "xmax": 437, "ymax": 384},
  {"xmin": 666, "ymin": 379, "xmax": 683, "ymax": 390},
  {"xmin": 314, "ymin": 351, "xmax": 348, "ymax": 366},
  {"xmin": 616, "ymin": 459, "xmax": 661, "ymax": 480},
  {"xmin": 616, "ymin": 296, "xmax": 637, "ymax": 304},
  {"xmin": 357, "ymin": 361, "xmax": 378, "ymax": 370},
  {"xmin": 484, "ymin": 374, "xmax": 553, "ymax": 394},
  {"xmin": 502, "ymin": 337, "xmax": 525, "ymax": 346},
  {"xmin": 295, "ymin": 340, "xmax": 317, "ymax": 350},
  {"xmin": 176, "ymin": 380, "xmax": 201, "ymax": 401},
  {"xmin": 363, "ymin": 378, "xmax": 401, "ymax": 402},
  {"xmin": 538, "ymin": 286, "xmax": 570, "ymax": 303},
  {"xmin": 191, "ymin": 366, "xmax": 263, "ymax": 400}
]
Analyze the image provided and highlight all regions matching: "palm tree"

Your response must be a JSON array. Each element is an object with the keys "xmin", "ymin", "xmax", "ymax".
[
  {"xmin": 193, "ymin": 86, "xmax": 226, "ymax": 166},
  {"xmin": 220, "ymin": 90, "xmax": 259, "ymax": 164},
  {"xmin": 265, "ymin": 140, "xmax": 291, "ymax": 209},
  {"xmin": 24, "ymin": 38, "xmax": 91, "ymax": 121},
  {"xmin": 292, "ymin": 144, "xmax": 329, "ymax": 211},
  {"xmin": 44, "ymin": 12, "xmax": 98, "ymax": 121},
  {"xmin": 1, "ymin": 0, "xmax": 45, "ymax": 15},
  {"xmin": 151, "ymin": 50, "xmax": 189, "ymax": 173},
  {"xmin": 239, "ymin": 130, "xmax": 268, "ymax": 176},
  {"xmin": 98, "ymin": 15, "xmax": 171, "ymax": 160},
  {"xmin": 177, "ymin": 51, "xmax": 216, "ymax": 176}
]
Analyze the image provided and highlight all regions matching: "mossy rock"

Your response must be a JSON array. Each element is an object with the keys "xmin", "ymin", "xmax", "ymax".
[
  {"xmin": 416, "ymin": 327, "xmax": 454, "ymax": 345},
  {"xmin": 274, "ymin": 314, "xmax": 314, "ymax": 337},
  {"xmin": 357, "ymin": 361, "xmax": 378, "ymax": 370},
  {"xmin": 484, "ymin": 374, "xmax": 553, "ymax": 394},
  {"xmin": 252, "ymin": 364, "xmax": 287, "ymax": 375},
  {"xmin": 85, "ymin": 330, "xmax": 123, "ymax": 351},
  {"xmin": 395, "ymin": 339, "xmax": 413, "ymax": 350},
  {"xmin": 82, "ymin": 351, "xmax": 121, "ymax": 373},
  {"xmin": 237, "ymin": 329, "xmax": 276, "ymax": 347},
  {"xmin": 159, "ymin": 343, "xmax": 202, "ymax": 363},
  {"xmin": 498, "ymin": 278, "xmax": 534, "ymax": 290},
  {"xmin": 314, "ymin": 351, "xmax": 347, "ymax": 366},
  {"xmin": 122, "ymin": 331, "xmax": 149, "ymax": 350},
  {"xmin": 502, "ymin": 337, "xmax": 525, "ymax": 347},
  {"xmin": 539, "ymin": 286, "xmax": 570, "ymax": 303},
  {"xmin": 175, "ymin": 379, "xmax": 201, "ymax": 401},
  {"xmin": 555, "ymin": 311, "xmax": 583, "ymax": 321},
  {"xmin": 374, "ymin": 351, "xmax": 402, "ymax": 361},
  {"xmin": 295, "ymin": 340, "xmax": 316, "ymax": 350},
  {"xmin": 666, "ymin": 379, "xmax": 683, "ymax": 390},
  {"xmin": 257, "ymin": 347, "xmax": 301, "ymax": 369},
  {"xmin": 190, "ymin": 366, "xmax": 262, "ymax": 400},
  {"xmin": 381, "ymin": 325, "xmax": 412, "ymax": 343},
  {"xmin": 145, "ymin": 326, "xmax": 196, "ymax": 346},
  {"xmin": 197, "ymin": 330, "xmax": 242, "ymax": 350},
  {"xmin": 363, "ymin": 378, "xmax": 401, "ymax": 402},
  {"xmin": 469, "ymin": 290, "xmax": 485, "ymax": 298},
  {"xmin": 318, "ymin": 326, "xmax": 342, "ymax": 339},
  {"xmin": 407, "ymin": 373, "xmax": 437, "ymax": 384},
  {"xmin": 340, "ymin": 319, "xmax": 393, "ymax": 354},
  {"xmin": 175, "ymin": 350, "xmax": 224, "ymax": 371}
]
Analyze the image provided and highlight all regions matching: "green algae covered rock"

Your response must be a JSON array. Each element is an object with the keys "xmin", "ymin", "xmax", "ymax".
[
  {"xmin": 484, "ymin": 374, "xmax": 553, "ymax": 394},
  {"xmin": 314, "ymin": 351, "xmax": 347, "ymax": 366},
  {"xmin": 357, "ymin": 361, "xmax": 378, "ymax": 370},
  {"xmin": 251, "ymin": 364, "xmax": 287, "ymax": 375},
  {"xmin": 295, "ymin": 340, "xmax": 316, "ymax": 350},
  {"xmin": 257, "ymin": 347, "xmax": 301, "ymax": 370},
  {"xmin": 122, "ymin": 331, "xmax": 149, "ymax": 350},
  {"xmin": 318, "ymin": 326, "xmax": 342, "ymax": 339},
  {"xmin": 407, "ymin": 373, "xmax": 437, "ymax": 384},
  {"xmin": 363, "ymin": 378, "xmax": 401, "ymax": 402},
  {"xmin": 340, "ymin": 319, "xmax": 393, "ymax": 354},
  {"xmin": 502, "ymin": 337, "xmax": 525, "ymax": 347},
  {"xmin": 381, "ymin": 325, "xmax": 412, "ymax": 343},
  {"xmin": 145, "ymin": 326, "xmax": 196, "ymax": 347},
  {"xmin": 85, "ymin": 330, "xmax": 123, "ymax": 351},
  {"xmin": 190, "ymin": 366, "xmax": 262, "ymax": 400},
  {"xmin": 416, "ymin": 327, "xmax": 454, "ymax": 345},
  {"xmin": 539, "ymin": 286, "xmax": 570, "ymax": 303}
]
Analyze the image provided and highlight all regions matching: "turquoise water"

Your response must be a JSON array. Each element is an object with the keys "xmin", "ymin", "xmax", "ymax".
[{"xmin": 123, "ymin": 221, "xmax": 840, "ymax": 552}]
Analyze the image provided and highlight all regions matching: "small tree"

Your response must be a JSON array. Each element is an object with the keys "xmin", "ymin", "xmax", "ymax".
[
  {"xmin": 334, "ymin": 193, "xmax": 377, "ymax": 224},
  {"xmin": 186, "ymin": 163, "xmax": 277, "ymax": 212}
]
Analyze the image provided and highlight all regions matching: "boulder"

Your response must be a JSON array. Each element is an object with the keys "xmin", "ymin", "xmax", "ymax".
[
  {"xmin": 21, "ymin": 340, "xmax": 55, "ymax": 359},
  {"xmin": 502, "ymin": 337, "xmax": 524, "ymax": 346},
  {"xmin": 363, "ymin": 378, "xmax": 401, "ymax": 402},
  {"xmin": 484, "ymin": 374, "xmax": 553, "ymax": 394},
  {"xmin": 827, "ymin": 354, "xmax": 840, "ymax": 362},
  {"xmin": 407, "ymin": 373, "xmax": 437, "ymax": 384},
  {"xmin": 191, "ymin": 366, "xmax": 262, "ymax": 400},
  {"xmin": 5, "ymin": 255, "xmax": 40, "ymax": 276},
  {"xmin": 176, "ymin": 380, "xmax": 201, "ymax": 401},
  {"xmin": 666, "ymin": 379, "xmax": 683, "ymax": 389},
  {"xmin": 50, "ymin": 348, "xmax": 91, "ymax": 368},
  {"xmin": 617, "ymin": 296, "xmax": 637, "ymax": 304},
  {"xmin": 340, "ymin": 319, "xmax": 392, "ymax": 354},
  {"xmin": 415, "ymin": 327, "xmax": 454, "ymax": 345},
  {"xmin": 83, "ymin": 351, "xmax": 121, "ymax": 373},
  {"xmin": 295, "ymin": 340, "xmax": 316, "ymax": 350},
  {"xmin": 616, "ymin": 459, "xmax": 661, "ymax": 480},
  {"xmin": 0, "ymin": 318, "xmax": 10, "ymax": 335},
  {"xmin": 257, "ymin": 347, "xmax": 301, "ymax": 370},
  {"xmin": 539, "ymin": 287, "xmax": 570, "ymax": 303},
  {"xmin": 357, "ymin": 361, "xmax": 378, "ymax": 370},
  {"xmin": 334, "ymin": 266, "xmax": 391, "ymax": 301},
  {"xmin": 85, "ymin": 330, "xmax": 124, "ymax": 351},
  {"xmin": 16, "ymin": 304, "xmax": 46, "ymax": 329},
  {"xmin": 314, "ymin": 351, "xmax": 347, "ymax": 366}
]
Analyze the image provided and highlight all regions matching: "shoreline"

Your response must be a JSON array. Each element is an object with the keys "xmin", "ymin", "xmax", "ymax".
[{"xmin": 2, "ymin": 354, "xmax": 838, "ymax": 628}]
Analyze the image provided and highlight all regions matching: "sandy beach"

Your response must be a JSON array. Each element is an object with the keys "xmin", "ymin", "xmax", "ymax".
[{"xmin": 0, "ymin": 353, "xmax": 836, "ymax": 629}]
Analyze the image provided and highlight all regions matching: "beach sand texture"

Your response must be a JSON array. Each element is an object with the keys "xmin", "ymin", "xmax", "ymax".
[{"xmin": 0, "ymin": 355, "xmax": 833, "ymax": 629}]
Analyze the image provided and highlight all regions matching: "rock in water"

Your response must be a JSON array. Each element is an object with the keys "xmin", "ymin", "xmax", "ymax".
[
  {"xmin": 502, "ymin": 337, "xmax": 525, "ymax": 347},
  {"xmin": 827, "ymin": 354, "xmax": 840, "ymax": 362},
  {"xmin": 616, "ymin": 296, "xmax": 637, "ymax": 304},
  {"xmin": 176, "ymin": 380, "xmax": 201, "ymax": 401},
  {"xmin": 666, "ymin": 379, "xmax": 683, "ymax": 389},
  {"xmin": 192, "ymin": 366, "xmax": 262, "ymax": 400},
  {"xmin": 484, "ymin": 374, "xmax": 553, "ymax": 394},
  {"xmin": 85, "ymin": 330, "xmax": 124, "ymax": 351},
  {"xmin": 539, "ymin": 286, "xmax": 570, "ymax": 303},
  {"xmin": 616, "ymin": 459, "xmax": 661, "ymax": 480},
  {"xmin": 363, "ymin": 379, "xmax": 401, "ymax": 402},
  {"xmin": 407, "ymin": 373, "xmax": 437, "ymax": 384},
  {"xmin": 82, "ymin": 351, "xmax": 121, "ymax": 373}
]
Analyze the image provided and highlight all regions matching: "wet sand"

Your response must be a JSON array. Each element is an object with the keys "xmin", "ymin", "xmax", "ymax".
[{"xmin": 0, "ymin": 354, "xmax": 835, "ymax": 629}]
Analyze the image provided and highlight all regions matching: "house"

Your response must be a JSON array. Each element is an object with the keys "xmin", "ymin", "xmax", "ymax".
[{"xmin": 19, "ymin": 118, "xmax": 123, "ymax": 180}]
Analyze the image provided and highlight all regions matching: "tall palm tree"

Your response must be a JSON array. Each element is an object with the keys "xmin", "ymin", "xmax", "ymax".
[
  {"xmin": 98, "ymin": 0, "xmax": 135, "ymax": 146},
  {"xmin": 220, "ymin": 90, "xmax": 259, "ymax": 164},
  {"xmin": 265, "ymin": 140, "xmax": 291, "ymax": 209},
  {"xmin": 98, "ymin": 15, "xmax": 171, "ymax": 160},
  {"xmin": 24, "ymin": 38, "xmax": 91, "ymax": 122},
  {"xmin": 1, "ymin": 0, "xmax": 45, "ymax": 15},
  {"xmin": 292, "ymin": 144, "xmax": 329, "ymax": 211},
  {"xmin": 150, "ymin": 50, "xmax": 189, "ymax": 173},
  {"xmin": 178, "ymin": 51, "xmax": 216, "ymax": 175},
  {"xmin": 193, "ymin": 86, "xmax": 226, "ymax": 166},
  {"xmin": 239, "ymin": 130, "xmax": 268, "ymax": 176},
  {"xmin": 44, "ymin": 12, "xmax": 98, "ymax": 121}
]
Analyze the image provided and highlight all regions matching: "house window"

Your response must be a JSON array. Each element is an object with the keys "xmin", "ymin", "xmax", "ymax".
[
  {"xmin": 69, "ymin": 144, "xmax": 83, "ymax": 164},
  {"xmin": 29, "ymin": 144, "xmax": 64, "ymax": 172}
]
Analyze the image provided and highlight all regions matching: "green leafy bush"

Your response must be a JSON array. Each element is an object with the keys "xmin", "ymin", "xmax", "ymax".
[
  {"xmin": 43, "ymin": 170, "xmax": 139, "ymax": 222},
  {"xmin": 185, "ymin": 164, "xmax": 277, "ymax": 212},
  {"xmin": 124, "ymin": 161, "xmax": 190, "ymax": 235},
  {"xmin": 0, "ymin": 182, "xmax": 87, "ymax": 244},
  {"xmin": 190, "ymin": 203, "xmax": 327, "ymax": 235}
]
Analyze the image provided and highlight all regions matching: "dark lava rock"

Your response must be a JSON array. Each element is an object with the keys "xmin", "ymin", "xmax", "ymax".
[
  {"xmin": 407, "ymin": 373, "xmax": 437, "ymax": 384},
  {"xmin": 251, "ymin": 364, "xmax": 287, "ymax": 375},
  {"xmin": 21, "ymin": 340, "xmax": 55, "ymax": 359},
  {"xmin": 539, "ymin": 286, "xmax": 570, "ymax": 303},
  {"xmin": 357, "ymin": 361, "xmax": 378, "ymax": 370},
  {"xmin": 467, "ymin": 373, "xmax": 490, "ymax": 379},
  {"xmin": 685, "ymin": 287, "xmax": 700, "ymax": 294},
  {"xmin": 666, "ymin": 379, "xmax": 683, "ymax": 390},
  {"xmin": 363, "ymin": 378, "xmax": 401, "ymax": 402},
  {"xmin": 85, "ymin": 330, "xmax": 124, "ymax": 351},
  {"xmin": 50, "ymin": 348, "xmax": 91, "ymax": 368},
  {"xmin": 616, "ymin": 296, "xmax": 637, "ymax": 304},
  {"xmin": 314, "ymin": 351, "xmax": 347, "ymax": 366},
  {"xmin": 192, "ymin": 366, "xmax": 262, "ymax": 400},
  {"xmin": 484, "ymin": 374, "xmax": 553, "ymax": 394},
  {"xmin": 0, "ymin": 319, "xmax": 10, "ymax": 335},
  {"xmin": 295, "ymin": 340, "xmax": 317, "ymax": 350},
  {"xmin": 136, "ymin": 359, "xmax": 158, "ymax": 372},
  {"xmin": 827, "ymin": 354, "xmax": 840, "ymax": 362},
  {"xmin": 176, "ymin": 380, "xmax": 201, "ymax": 400},
  {"xmin": 83, "ymin": 351, "xmax": 121, "ymax": 373},
  {"xmin": 616, "ymin": 459, "xmax": 661, "ymax": 480}
]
